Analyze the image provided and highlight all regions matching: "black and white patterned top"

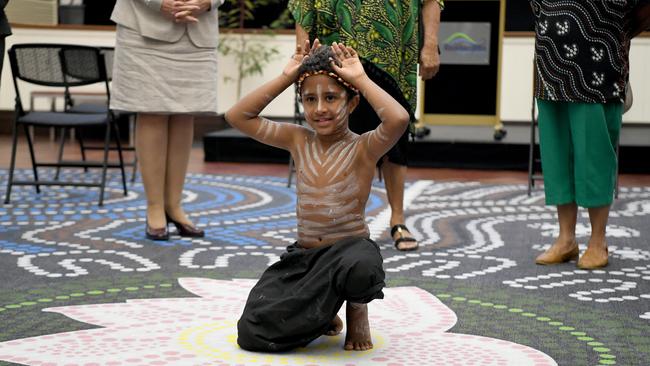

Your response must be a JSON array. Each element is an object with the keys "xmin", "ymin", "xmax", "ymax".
[{"xmin": 531, "ymin": 0, "xmax": 642, "ymax": 103}]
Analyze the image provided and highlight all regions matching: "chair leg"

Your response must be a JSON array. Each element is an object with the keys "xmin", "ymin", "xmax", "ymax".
[
  {"xmin": 528, "ymin": 99, "xmax": 537, "ymax": 197},
  {"xmin": 131, "ymin": 154, "xmax": 138, "ymax": 183},
  {"xmin": 98, "ymin": 123, "xmax": 112, "ymax": 206},
  {"xmin": 54, "ymin": 127, "xmax": 67, "ymax": 180},
  {"xmin": 77, "ymin": 128, "xmax": 89, "ymax": 173},
  {"xmin": 4, "ymin": 120, "xmax": 20, "ymax": 204},
  {"xmin": 287, "ymin": 87, "xmax": 302, "ymax": 188},
  {"xmin": 287, "ymin": 156, "xmax": 294, "ymax": 188},
  {"xmin": 23, "ymin": 124, "xmax": 41, "ymax": 194},
  {"xmin": 110, "ymin": 120, "xmax": 128, "ymax": 195}
]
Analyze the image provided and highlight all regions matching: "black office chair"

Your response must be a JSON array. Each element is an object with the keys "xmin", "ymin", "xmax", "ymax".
[
  {"xmin": 4, "ymin": 44, "xmax": 128, "ymax": 206},
  {"xmin": 54, "ymin": 47, "xmax": 138, "ymax": 183}
]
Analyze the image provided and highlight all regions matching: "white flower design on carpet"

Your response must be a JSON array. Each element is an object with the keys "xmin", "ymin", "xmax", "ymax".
[{"xmin": 0, "ymin": 278, "xmax": 556, "ymax": 366}]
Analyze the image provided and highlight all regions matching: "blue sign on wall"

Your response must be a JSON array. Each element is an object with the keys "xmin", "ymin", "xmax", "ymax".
[{"xmin": 439, "ymin": 22, "xmax": 492, "ymax": 65}]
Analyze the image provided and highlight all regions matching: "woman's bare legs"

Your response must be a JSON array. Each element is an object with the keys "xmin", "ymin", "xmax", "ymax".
[
  {"xmin": 579, "ymin": 205, "xmax": 610, "ymax": 268},
  {"xmin": 136, "ymin": 113, "xmax": 169, "ymax": 229},
  {"xmin": 164, "ymin": 115, "xmax": 195, "ymax": 226},
  {"xmin": 535, "ymin": 203, "xmax": 579, "ymax": 264},
  {"xmin": 555, "ymin": 203, "xmax": 578, "ymax": 248}
]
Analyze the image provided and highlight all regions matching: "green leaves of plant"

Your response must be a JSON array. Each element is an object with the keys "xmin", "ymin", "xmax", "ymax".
[{"xmin": 220, "ymin": 0, "xmax": 286, "ymax": 29}]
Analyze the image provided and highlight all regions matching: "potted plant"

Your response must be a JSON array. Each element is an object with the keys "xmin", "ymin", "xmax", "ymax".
[{"xmin": 218, "ymin": 0, "xmax": 292, "ymax": 99}]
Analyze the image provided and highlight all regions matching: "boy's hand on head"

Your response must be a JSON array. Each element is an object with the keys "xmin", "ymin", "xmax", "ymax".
[
  {"xmin": 330, "ymin": 42, "xmax": 366, "ymax": 86},
  {"xmin": 283, "ymin": 39, "xmax": 317, "ymax": 80},
  {"xmin": 307, "ymin": 38, "xmax": 322, "ymax": 56}
]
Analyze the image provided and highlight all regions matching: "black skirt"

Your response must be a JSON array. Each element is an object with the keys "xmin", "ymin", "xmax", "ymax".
[{"xmin": 237, "ymin": 237, "xmax": 385, "ymax": 352}]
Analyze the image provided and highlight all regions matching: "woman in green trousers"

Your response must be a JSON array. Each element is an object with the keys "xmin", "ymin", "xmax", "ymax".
[{"xmin": 531, "ymin": 0, "xmax": 650, "ymax": 269}]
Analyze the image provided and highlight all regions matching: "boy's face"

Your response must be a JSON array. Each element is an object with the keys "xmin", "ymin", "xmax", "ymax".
[{"xmin": 301, "ymin": 74, "xmax": 358, "ymax": 136}]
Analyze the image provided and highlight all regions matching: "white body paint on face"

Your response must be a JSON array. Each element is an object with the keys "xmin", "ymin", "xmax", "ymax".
[{"xmin": 301, "ymin": 74, "xmax": 352, "ymax": 137}]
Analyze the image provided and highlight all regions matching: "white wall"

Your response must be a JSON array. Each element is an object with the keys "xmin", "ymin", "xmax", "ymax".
[{"xmin": 2, "ymin": 27, "xmax": 650, "ymax": 124}]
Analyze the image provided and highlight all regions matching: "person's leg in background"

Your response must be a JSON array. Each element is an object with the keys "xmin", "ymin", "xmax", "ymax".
[
  {"xmin": 582, "ymin": 206, "xmax": 610, "ymax": 268},
  {"xmin": 535, "ymin": 100, "xmax": 580, "ymax": 264},
  {"xmin": 136, "ymin": 113, "xmax": 169, "ymax": 239},
  {"xmin": 381, "ymin": 157, "xmax": 417, "ymax": 250},
  {"xmin": 164, "ymin": 114, "xmax": 199, "ymax": 229},
  {"xmin": 569, "ymin": 102, "xmax": 622, "ymax": 269},
  {"xmin": 348, "ymin": 66, "xmax": 417, "ymax": 251}
]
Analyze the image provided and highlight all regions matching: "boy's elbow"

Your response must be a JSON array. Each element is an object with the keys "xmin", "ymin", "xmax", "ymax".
[
  {"xmin": 397, "ymin": 110, "xmax": 410, "ymax": 128},
  {"xmin": 224, "ymin": 110, "xmax": 236, "ymax": 127}
]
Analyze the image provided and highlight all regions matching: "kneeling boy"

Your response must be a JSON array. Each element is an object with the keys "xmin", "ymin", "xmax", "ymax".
[{"xmin": 225, "ymin": 40, "xmax": 410, "ymax": 352}]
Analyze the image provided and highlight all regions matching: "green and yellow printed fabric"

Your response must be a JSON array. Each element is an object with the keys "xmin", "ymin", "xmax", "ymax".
[{"xmin": 289, "ymin": 0, "xmax": 441, "ymax": 114}]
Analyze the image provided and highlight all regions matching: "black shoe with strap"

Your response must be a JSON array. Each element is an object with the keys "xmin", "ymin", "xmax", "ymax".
[
  {"xmin": 166, "ymin": 212, "xmax": 205, "ymax": 238},
  {"xmin": 391, "ymin": 224, "xmax": 418, "ymax": 251},
  {"xmin": 146, "ymin": 221, "xmax": 169, "ymax": 241}
]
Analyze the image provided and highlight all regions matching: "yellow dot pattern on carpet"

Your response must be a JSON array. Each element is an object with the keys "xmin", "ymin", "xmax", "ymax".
[{"xmin": 178, "ymin": 320, "xmax": 385, "ymax": 365}]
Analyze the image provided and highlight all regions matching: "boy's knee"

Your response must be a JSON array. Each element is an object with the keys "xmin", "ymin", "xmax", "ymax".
[
  {"xmin": 237, "ymin": 316, "xmax": 277, "ymax": 352},
  {"xmin": 343, "ymin": 256, "xmax": 385, "ymax": 303},
  {"xmin": 237, "ymin": 315, "xmax": 255, "ymax": 350},
  {"xmin": 345, "ymin": 261, "xmax": 381, "ymax": 287}
]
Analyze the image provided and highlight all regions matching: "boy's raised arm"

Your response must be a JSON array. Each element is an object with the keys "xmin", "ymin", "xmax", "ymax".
[
  {"xmin": 330, "ymin": 43, "xmax": 411, "ymax": 161},
  {"xmin": 224, "ymin": 41, "xmax": 314, "ymax": 151}
]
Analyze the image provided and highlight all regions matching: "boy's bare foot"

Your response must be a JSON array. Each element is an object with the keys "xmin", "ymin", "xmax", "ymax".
[
  {"xmin": 324, "ymin": 315, "xmax": 344, "ymax": 336},
  {"xmin": 344, "ymin": 302, "xmax": 373, "ymax": 351}
]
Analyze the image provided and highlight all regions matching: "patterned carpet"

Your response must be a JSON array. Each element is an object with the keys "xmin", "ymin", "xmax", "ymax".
[{"xmin": 0, "ymin": 170, "xmax": 649, "ymax": 366}]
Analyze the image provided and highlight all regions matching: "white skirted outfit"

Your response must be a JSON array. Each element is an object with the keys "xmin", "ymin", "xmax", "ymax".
[{"xmin": 110, "ymin": 0, "xmax": 224, "ymax": 115}]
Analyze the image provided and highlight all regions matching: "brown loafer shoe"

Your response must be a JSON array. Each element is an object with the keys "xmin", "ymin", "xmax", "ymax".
[
  {"xmin": 577, "ymin": 245, "xmax": 609, "ymax": 269},
  {"xmin": 535, "ymin": 242, "xmax": 579, "ymax": 265}
]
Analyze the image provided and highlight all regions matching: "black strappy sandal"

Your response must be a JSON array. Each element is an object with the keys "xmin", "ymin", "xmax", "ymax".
[{"xmin": 391, "ymin": 224, "xmax": 418, "ymax": 251}]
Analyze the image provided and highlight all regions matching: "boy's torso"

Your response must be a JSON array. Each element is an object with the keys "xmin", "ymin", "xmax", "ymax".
[{"xmin": 293, "ymin": 132, "xmax": 375, "ymax": 248}]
